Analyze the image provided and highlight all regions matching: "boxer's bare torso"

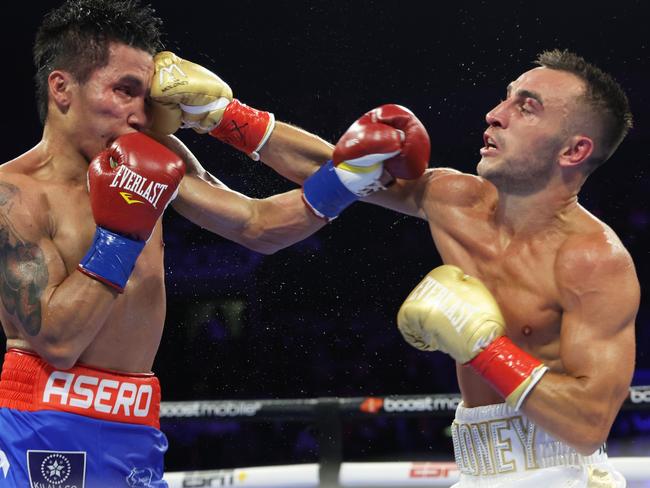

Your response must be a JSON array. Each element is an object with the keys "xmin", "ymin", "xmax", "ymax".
[
  {"xmin": 0, "ymin": 38, "xmax": 334, "ymax": 375},
  {"xmin": 0, "ymin": 146, "xmax": 165, "ymax": 373},
  {"xmin": 360, "ymin": 68, "xmax": 638, "ymax": 433},
  {"xmin": 419, "ymin": 169, "xmax": 637, "ymax": 408}
]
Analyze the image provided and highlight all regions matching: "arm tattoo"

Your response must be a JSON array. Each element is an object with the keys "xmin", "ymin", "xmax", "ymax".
[{"xmin": 0, "ymin": 182, "xmax": 48, "ymax": 336}]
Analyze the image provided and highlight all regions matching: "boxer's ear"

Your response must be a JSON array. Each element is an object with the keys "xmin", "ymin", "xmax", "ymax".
[
  {"xmin": 558, "ymin": 135, "xmax": 594, "ymax": 168},
  {"xmin": 48, "ymin": 70, "xmax": 73, "ymax": 113}
]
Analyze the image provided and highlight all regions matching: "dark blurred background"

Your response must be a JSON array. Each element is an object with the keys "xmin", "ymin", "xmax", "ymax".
[{"xmin": 1, "ymin": 0, "xmax": 649, "ymax": 473}]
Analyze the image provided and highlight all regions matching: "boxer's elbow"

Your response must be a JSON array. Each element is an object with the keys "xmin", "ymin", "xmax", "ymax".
[
  {"xmin": 565, "ymin": 413, "xmax": 612, "ymax": 455},
  {"xmin": 47, "ymin": 356, "xmax": 77, "ymax": 371},
  {"xmin": 44, "ymin": 351, "xmax": 79, "ymax": 370},
  {"xmin": 236, "ymin": 193, "xmax": 318, "ymax": 254},
  {"xmin": 237, "ymin": 218, "xmax": 299, "ymax": 255},
  {"xmin": 571, "ymin": 436, "xmax": 607, "ymax": 456},
  {"xmin": 236, "ymin": 233, "xmax": 286, "ymax": 255}
]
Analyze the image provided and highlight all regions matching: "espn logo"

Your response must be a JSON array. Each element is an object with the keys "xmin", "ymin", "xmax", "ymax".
[{"xmin": 409, "ymin": 462, "xmax": 458, "ymax": 479}]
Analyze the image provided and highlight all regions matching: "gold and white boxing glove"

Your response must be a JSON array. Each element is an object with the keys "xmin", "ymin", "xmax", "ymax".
[
  {"xmin": 398, "ymin": 265, "xmax": 548, "ymax": 410},
  {"xmin": 150, "ymin": 51, "xmax": 233, "ymax": 135},
  {"xmin": 149, "ymin": 51, "xmax": 275, "ymax": 161}
]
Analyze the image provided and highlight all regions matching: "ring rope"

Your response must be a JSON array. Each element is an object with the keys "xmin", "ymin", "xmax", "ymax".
[
  {"xmin": 163, "ymin": 458, "xmax": 650, "ymax": 486},
  {"xmin": 160, "ymin": 387, "xmax": 650, "ymax": 486},
  {"xmin": 160, "ymin": 386, "xmax": 650, "ymax": 420}
]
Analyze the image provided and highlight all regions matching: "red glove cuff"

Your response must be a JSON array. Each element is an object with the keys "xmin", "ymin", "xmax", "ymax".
[
  {"xmin": 209, "ymin": 99, "xmax": 274, "ymax": 158},
  {"xmin": 467, "ymin": 336, "xmax": 547, "ymax": 409}
]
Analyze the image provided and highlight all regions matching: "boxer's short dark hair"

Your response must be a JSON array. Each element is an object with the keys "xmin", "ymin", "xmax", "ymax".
[
  {"xmin": 33, "ymin": 0, "xmax": 164, "ymax": 124},
  {"xmin": 535, "ymin": 49, "xmax": 633, "ymax": 167}
]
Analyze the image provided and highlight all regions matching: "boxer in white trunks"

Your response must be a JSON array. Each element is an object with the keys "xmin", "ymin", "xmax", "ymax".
[{"xmin": 268, "ymin": 50, "xmax": 638, "ymax": 487}]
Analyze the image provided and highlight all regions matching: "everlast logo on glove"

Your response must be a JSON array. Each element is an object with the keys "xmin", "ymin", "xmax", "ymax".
[
  {"xmin": 108, "ymin": 165, "xmax": 169, "ymax": 209},
  {"xmin": 405, "ymin": 276, "xmax": 482, "ymax": 336},
  {"xmin": 86, "ymin": 132, "xmax": 185, "ymax": 244}
]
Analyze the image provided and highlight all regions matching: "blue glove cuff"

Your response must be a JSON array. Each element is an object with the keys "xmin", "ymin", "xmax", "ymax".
[
  {"xmin": 302, "ymin": 161, "xmax": 358, "ymax": 220},
  {"xmin": 78, "ymin": 227, "xmax": 145, "ymax": 292}
]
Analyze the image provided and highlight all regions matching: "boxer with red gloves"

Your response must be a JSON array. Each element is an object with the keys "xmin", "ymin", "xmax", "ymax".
[
  {"xmin": 78, "ymin": 132, "xmax": 185, "ymax": 292},
  {"xmin": 1, "ymin": 3, "xmax": 437, "ymax": 486},
  {"xmin": 302, "ymin": 104, "xmax": 431, "ymax": 220},
  {"xmin": 0, "ymin": 1, "xmax": 347, "ymax": 479}
]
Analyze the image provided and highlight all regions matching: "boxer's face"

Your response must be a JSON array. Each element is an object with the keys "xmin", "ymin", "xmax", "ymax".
[
  {"xmin": 68, "ymin": 42, "xmax": 154, "ymax": 160},
  {"xmin": 477, "ymin": 67, "xmax": 586, "ymax": 193}
]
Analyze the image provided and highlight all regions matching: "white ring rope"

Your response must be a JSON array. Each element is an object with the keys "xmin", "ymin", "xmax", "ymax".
[{"xmin": 163, "ymin": 458, "xmax": 650, "ymax": 487}]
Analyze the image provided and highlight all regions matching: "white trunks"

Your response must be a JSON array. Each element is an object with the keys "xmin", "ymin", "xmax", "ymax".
[{"xmin": 450, "ymin": 402, "xmax": 625, "ymax": 487}]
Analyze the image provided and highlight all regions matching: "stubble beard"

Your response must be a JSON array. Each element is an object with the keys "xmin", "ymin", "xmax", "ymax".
[{"xmin": 477, "ymin": 152, "xmax": 556, "ymax": 196}]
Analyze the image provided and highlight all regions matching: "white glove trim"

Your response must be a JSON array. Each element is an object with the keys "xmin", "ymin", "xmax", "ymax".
[
  {"xmin": 249, "ymin": 112, "xmax": 276, "ymax": 161},
  {"xmin": 180, "ymin": 97, "xmax": 231, "ymax": 114},
  {"xmin": 341, "ymin": 150, "xmax": 401, "ymax": 168},
  {"xmin": 512, "ymin": 365, "xmax": 549, "ymax": 411}
]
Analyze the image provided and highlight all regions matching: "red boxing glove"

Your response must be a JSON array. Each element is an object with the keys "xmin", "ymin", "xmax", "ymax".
[
  {"xmin": 79, "ymin": 133, "xmax": 186, "ymax": 291},
  {"xmin": 302, "ymin": 104, "xmax": 430, "ymax": 220},
  {"xmin": 333, "ymin": 104, "xmax": 430, "ymax": 180},
  {"xmin": 88, "ymin": 133, "xmax": 186, "ymax": 241},
  {"xmin": 209, "ymin": 99, "xmax": 275, "ymax": 160}
]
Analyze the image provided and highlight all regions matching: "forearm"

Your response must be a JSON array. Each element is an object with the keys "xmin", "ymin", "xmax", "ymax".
[
  {"xmin": 258, "ymin": 122, "xmax": 333, "ymax": 185},
  {"xmin": 205, "ymin": 189, "xmax": 326, "ymax": 254},
  {"xmin": 467, "ymin": 335, "xmax": 621, "ymax": 454},
  {"xmin": 521, "ymin": 372, "xmax": 625, "ymax": 455},
  {"xmin": 245, "ymin": 189, "xmax": 327, "ymax": 253},
  {"xmin": 33, "ymin": 272, "xmax": 117, "ymax": 369}
]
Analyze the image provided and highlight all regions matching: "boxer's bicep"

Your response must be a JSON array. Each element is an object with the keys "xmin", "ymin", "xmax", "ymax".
[
  {"xmin": 556, "ymin": 237, "xmax": 639, "ymax": 404},
  {"xmin": 517, "ymin": 241, "xmax": 638, "ymax": 452},
  {"xmin": 362, "ymin": 168, "xmax": 483, "ymax": 220}
]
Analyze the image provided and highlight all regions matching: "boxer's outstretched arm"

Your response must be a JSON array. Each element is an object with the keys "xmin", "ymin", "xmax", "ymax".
[
  {"xmin": 165, "ymin": 135, "xmax": 326, "ymax": 253},
  {"xmin": 0, "ymin": 179, "xmax": 117, "ymax": 369},
  {"xmin": 257, "ymin": 122, "xmax": 333, "ymax": 185},
  {"xmin": 519, "ymin": 234, "xmax": 638, "ymax": 454},
  {"xmin": 175, "ymin": 177, "xmax": 324, "ymax": 254}
]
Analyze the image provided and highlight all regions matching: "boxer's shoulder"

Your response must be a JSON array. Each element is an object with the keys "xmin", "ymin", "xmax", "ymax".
[
  {"xmin": 423, "ymin": 168, "xmax": 495, "ymax": 209},
  {"xmin": 0, "ymin": 150, "xmax": 52, "ymax": 200},
  {"xmin": 555, "ymin": 217, "xmax": 638, "ymax": 300},
  {"xmin": 0, "ymin": 171, "xmax": 53, "ymax": 242},
  {"xmin": 557, "ymin": 208, "xmax": 633, "ymax": 269}
]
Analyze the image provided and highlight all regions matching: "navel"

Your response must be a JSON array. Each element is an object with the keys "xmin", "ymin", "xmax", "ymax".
[{"xmin": 522, "ymin": 325, "xmax": 532, "ymax": 336}]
